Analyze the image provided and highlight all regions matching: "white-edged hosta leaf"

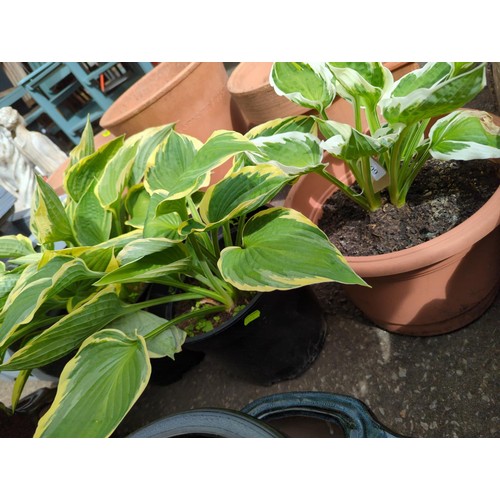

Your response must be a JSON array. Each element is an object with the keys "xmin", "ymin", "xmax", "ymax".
[
  {"xmin": 30, "ymin": 175, "xmax": 74, "ymax": 246},
  {"xmin": 117, "ymin": 238, "xmax": 182, "ymax": 265},
  {"xmin": 34, "ymin": 328, "xmax": 150, "ymax": 438},
  {"xmin": 0, "ymin": 287, "xmax": 129, "ymax": 370},
  {"xmin": 143, "ymin": 193, "xmax": 185, "ymax": 240},
  {"xmin": 245, "ymin": 115, "xmax": 318, "ymax": 140},
  {"xmin": 128, "ymin": 124, "xmax": 175, "ymax": 186},
  {"xmin": 381, "ymin": 62, "xmax": 486, "ymax": 125},
  {"xmin": 0, "ymin": 235, "xmax": 35, "ymax": 259},
  {"xmin": 107, "ymin": 310, "xmax": 186, "ymax": 359},
  {"xmin": 94, "ymin": 246, "xmax": 190, "ymax": 286},
  {"xmin": 199, "ymin": 165, "xmax": 290, "ymax": 226},
  {"xmin": 64, "ymin": 136, "xmax": 124, "ymax": 202},
  {"xmin": 219, "ymin": 207, "xmax": 366, "ymax": 291},
  {"xmin": 144, "ymin": 130, "xmax": 203, "ymax": 199},
  {"xmin": 327, "ymin": 62, "xmax": 393, "ymax": 108},
  {"xmin": 319, "ymin": 119, "xmax": 401, "ymax": 160},
  {"xmin": 247, "ymin": 132, "xmax": 325, "ymax": 174},
  {"xmin": 270, "ymin": 62, "xmax": 335, "ymax": 114},
  {"xmin": 73, "ymin": 181, "xmax": 112, "ymax": 246},
  {"xmin": 69, "ymin": 116, "xmax": 94, "ymax": 167},
  {"xmin": 429, "ymin": 109, "xmax": 500, "ymax": 160}
]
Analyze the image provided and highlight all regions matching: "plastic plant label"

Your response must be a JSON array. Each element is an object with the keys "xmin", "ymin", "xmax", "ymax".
[{"xmin": 369, "ymin": 158, "xmax": 390, "ymax": 192}]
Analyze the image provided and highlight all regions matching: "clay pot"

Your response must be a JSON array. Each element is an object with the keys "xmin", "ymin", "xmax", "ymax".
[
  {"xmin": 285, "ymin": 112, "xmax": 500, "ymax": 336},
  {"xmin": 227, "ymin": 62, "xmax": 420, "ymax": 130}
]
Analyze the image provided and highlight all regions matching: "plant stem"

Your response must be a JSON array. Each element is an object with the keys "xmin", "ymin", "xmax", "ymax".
[
  {"xmin": 144, "ymin": 304, "xmax": 227, "ymax": 341},
  {"xmin": 222, "ymin": 222, "xmax": 233, "ymax": 247},
  {"xmin": 361, "ymin": 157, "xmax": 381, "ymax": 211},
  {"xmin": 186, "ymin": 195, "xmax": 213, "ymax": 254},
  {"xmin": 235, "ymin": 214, "xmax": 246, "ymax": 247},
  {"xmin": 365, "ymin": 104, "xmax": 382, "ymax": 135},
  {"xmin": 154, "ymin": 277, "xmax": 227, "ymax": 304},
  {"xmin": 387, "ymin": 126, "xmax": 411, "ymax": 206},
  {"xmin": 318, "ymin": 169, "xmax": 371, "ymax": 211},
  {"xmin": 353, "ymin": 98, "xmax": 363, "ymax": 132},
  {"xmin": 127, "ymin": 292, "xmax": 207, "ymax": 313}
]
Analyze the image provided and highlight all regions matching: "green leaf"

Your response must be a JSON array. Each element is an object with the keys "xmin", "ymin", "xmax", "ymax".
[
  {"xmin": 319, "ymin": 119, "xmax": 402, "ymax": 160},
  {"xmin": 95, "ymin": 246, "xmax": 190, "ymax": 286},
  {"xmin": 11, "ymin": 369, "xmax": 31, "ymax": 411},
  {"xmin": 0, "ymin": 287, "xmax": 128, "ymax": 370},
  {"xmin": 69, "ymin": 116, "xmax": 94, "ymax": 167},
  {"xmin": 218, "ymin": 207, "xmax": 366, "ymax": 291},
  {"xmin": 64, "ymin": 136, "xmax": 124, "ymax": 202},
  {"xmin": 124, "ymin": 184, "xmax": 150, "ymax": 229},
  {"xmin": 30, "ymin": 176, "xmax": 74, "ymax": 246},
  {"xmin": 117, "ymin": 238, "xmax": 183, "ymax": 265},
  {"xmin": 381, "ymin": 62, "xmax": 487, "ymax": 125},
  {"xmin": 94, "ymin": 229, "xmax": 143, "ymax": 252},
  {"xmin": 270, "ymin": 62, "xmax": 335, "ymax": 114},
  {"xmin": 245, "ymin": 115, "xmax": 318, "ymax": 140},
  {"xmin": 107, "ymin": 310, "xmax": 186, "ymax": 359},
  {"xmin": 0, "ymin": 267, "xmax": 26, "ymax": 310},
  {"xmin": 73, "ymin": 181, "xmax": 112, "ymax": 246},
  {"xmin": 143, "ymin": 193, "xmax": 185, "ymax": 241},
  {"xmin": 34, "ymin": 328, "xmax": 150, "ymax": 438},
  {"xmin": 327, "ymin": 62, "xmax": 393, "ymax": 108},
  {"xmin": 248, "ymin": 132, "xmax": 325, "ymax": 175},
  {"xmin": 0, "ymin": 235, "xmax": 35, "ymax": 259},
  {"xmin": 199, "ymin": 165, "xmax": 290, "ymax": 226},
  {"xmin": 144, "ymin": 130, "xmax": 203, "ymax": 199},
  {"xmin": 429, "ymin": 109, "xmax": 500, "ymax": 160}
]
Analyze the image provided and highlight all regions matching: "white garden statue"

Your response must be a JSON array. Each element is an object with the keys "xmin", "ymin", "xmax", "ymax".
[{"xmin": 0, "ymin": 106, "xmax": 67, "ymax": 211}]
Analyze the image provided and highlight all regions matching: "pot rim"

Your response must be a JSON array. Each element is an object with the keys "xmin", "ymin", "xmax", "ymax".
[
  {"xmin": 100, "ymin": 62, "xmax": 202, "ymax": 127},
  {"xmin": 227, "ymin": 62, "xmax": 274, "ymax": 96}
]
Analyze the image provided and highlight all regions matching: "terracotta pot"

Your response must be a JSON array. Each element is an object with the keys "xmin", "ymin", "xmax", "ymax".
[
  {"xmin": 285, "ymin": 113, "xmax": 500, "ymax": 336},
  {"xmin": 227, "ymin": 62, "xmax": 419, "ymax": 130}
]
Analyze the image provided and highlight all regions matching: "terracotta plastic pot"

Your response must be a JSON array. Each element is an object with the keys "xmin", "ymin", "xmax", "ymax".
[
  {"xmin": 285, "ymin": 113, "xmax": 500, "ymax": 336},
  {"xmin": 227, "ymin": 62, "xmax": 419, "ymax": 130}
]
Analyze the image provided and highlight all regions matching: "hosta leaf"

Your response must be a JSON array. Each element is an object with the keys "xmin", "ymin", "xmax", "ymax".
[
  {"xmin": 143, "ymin": 193, "xmax": 185, "ymax": 240},
  {"xmin": 94, "ymin": 229, "xmax": 143, "ymax": 252},
  {"xmin": 219, "ymin": 207, "xmax": 366, "ymax": 291},
  {"xmin": 69, "ymin": 116, "xmax": 94, "ymax": 167},
  {"xmin": 327, "ymin": 62, "xmax": 393, "ymax": 108},
  {"xmin": 199, "ymin": 165, "xmax": 290, "ymax": 226},
  {"xmin": 95, "ymin": 246, "xmax": 190, "ymax": 286},
  {"xmin": 245, "ymin": 115, "xmax": 318, "ymax": 140},
  {"xmin": 0, "ymin": 267, "xmax": 26, "ymax": 310},
  {"xmin": 64, "ymin": 136, "xmax": 124, "ymax": 202},
  {"xmin": 381, "ymin": 62, "xmax": 486, "ymax": 125},
  {"xmin": 73, "ymin": 181, "xmax": 112, "ymax": 246},
  {"xmin": 429, "ymin": 109, "xmax": 500, "ymax": 160},
  {"xmin": 247, "ymin": 132, "xmax": 325, "ymax": 175},
  {"xmin": 144, "ymin": 131, "xmax": 203, "ymax": 199},
  {"xmin": 107, "ymin": 310, "xmax": 186, "ymax": 359},
  {"xmin": 128, "ymin": 124, "xmax": 175, "ymax": 186},
  {"xmin": 34, "ymin": 328, "xmax": 150, "ymax": 438},
  {"xmin": 270, "ymin": 62, "xmax": 335, "ymax": 114},
  {"xmin": 124, "ymin": 184, "xmax": 150, "ymax": 229},
  {"xmin": 0, "ymin": 287, "xmax": 128, "ymax": 370},
  {"xmin": 0, "ymin": 235, "xmax": 35, "ymax": 259},
  {"xmin": 117, "ymin": 238, "xmax": 182, "ymax": 265},
  {"xmin": 30, "ymin": 176, "xmax": 74, "ymax": 246},
  {"xmin": 319, "ymin": 119, "xmax": 401, "ymax": 160}
]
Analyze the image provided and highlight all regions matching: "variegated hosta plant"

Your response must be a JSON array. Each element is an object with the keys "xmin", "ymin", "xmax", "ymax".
[
  {"xmin": 270, "ymin": 62, "xmax": 500, "ymax": 210},
  {"xmin": 0, "ymin": 117, "xmax": 364, "ymax": 438}
]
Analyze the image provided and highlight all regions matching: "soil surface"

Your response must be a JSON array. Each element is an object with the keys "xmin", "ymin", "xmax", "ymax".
[{"xmin": 319, "ymin": 158, "xmax": 499, "ymax": 256}]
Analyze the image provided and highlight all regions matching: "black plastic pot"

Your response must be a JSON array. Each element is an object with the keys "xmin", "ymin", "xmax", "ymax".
[
  {"xmin": 127, "ymin": 408, "xmax": 285, "ymax": 438},
  {"xmin": 241, "ymin": 392, "xmax": 402, "ymax": 438},
  {"xmin": 184, "ymin": 287, "xmax": 327, "ymax": 386}
]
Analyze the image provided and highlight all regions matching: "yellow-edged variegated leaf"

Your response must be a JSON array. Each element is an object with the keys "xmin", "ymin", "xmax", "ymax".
[
  {"xmin": 128, "ymin": 124, "xmax": 175, "ymax": 186},
  {"xmin": 124, "ymin": 184, "xmax": 150, "ymax": 229},
  {"xmin": 95, "ymin": 140, "xmax": 139, "ymax": 210},
  {"xmin": 319, "ymin": 119, "xmax": 402, "ymax": 160},
  {"xmin": 327, "ymin": 62, "xmax": 393, "ymax": 108},
  {"xmin": 94, "ymin": 245, "xmax": 190, "ymax": 287},
  {"xmin": 34, "ymin": 328, "xmax": 150, "ymax": 438},
  {"xmin": 69, "ymin": 116, "xmax": 94, "ymax": 167},
  {"xmin": 0, "ymin": 256, "xmax": 103, "ymax": 348},
  {"xmin": 64, "ymin": 135, "xmax": 124, "ymax": 202},
  {"xmin": 94, "ymin": 229, "xmax": 143, "ymax": 251},
  {"xmin": 8, "ymin": 253, "xmax": 42, "ymax": 266},
  {"xmin": 0, "ymin": 287, "xmax": 132, "ymax": 371},
  {"xmin": 143, "ymin": 193, "xmax": 185, "ymax": 240},
  {"xmin": 218, "ymin": 207, "xmax": 366, "ymax": 291},
  {"xmin": 117, "ymin": 238, "xmax": 182, "ymax": 265},
  {"xmin": 11, "ymin": 368, "xmax": 31, "ymax": 411},
  {"xmin": 0, "ymin": 235, "xmax": 35, "ymax": 259},
  {"xmin": 381, "ymin": 62, "xmax": 486, "ymax": 125},
  {"xmin": 30, "ymin": 175, "xmax": 74, "ymax": 246},
  {"xmin": 107, "ymin": 310, "xmax": 186, "ymax": 359},
  {"xmin": 144, "ymin": 130, "xmax": 203, "ymax": 199},
  {"xmin": 73, "ymin": 181, "xmax": 112, "ymax": 246},
  {"xmin": 429, "ymin": 109, "xmax": 500, "ymax": 160},
  {"xmin": 247, "ymin": 132, "xmax": 325, "ymax": 175},
  {"xmin": 0, "ymin": 267, "xmax": 25, "ymax": 310},
  {"xmin": 199, "ymin": 165, "xmax": 290, "ymax": 226},
  {"xmin": 270, "ymin": 62, "xmax": 335, "ymax": 114}
]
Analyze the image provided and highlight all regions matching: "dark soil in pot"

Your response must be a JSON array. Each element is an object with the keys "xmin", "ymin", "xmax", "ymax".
[{"xmin": 318, "ymin": 159, "xmax": 499, "ymax": 256}]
